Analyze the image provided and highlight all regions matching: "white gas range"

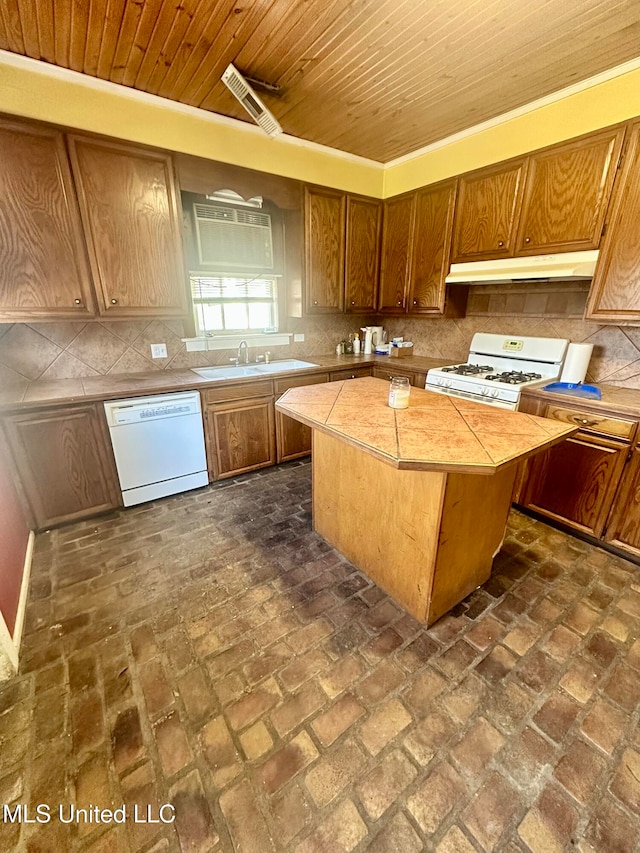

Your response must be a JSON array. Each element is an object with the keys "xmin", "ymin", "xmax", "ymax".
[{"xmin": 425, "ymin": 333, "xmax": 570, "ymax": 410}]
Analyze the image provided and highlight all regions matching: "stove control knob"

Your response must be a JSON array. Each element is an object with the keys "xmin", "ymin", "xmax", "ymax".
[
  {"xmin": 436, "ymin": 378, "xmax": 444, "ymax": 386},
  {"xmin": 490, "ymin": 389, "xmax": 500, "ymax": 397},
  {"xmin": 444, "ymin": 380, "xmax": 452, "ymax": 388},
  {"xmin": 480, "ymin": 387, "xmax": 490, "ymax": 395}
]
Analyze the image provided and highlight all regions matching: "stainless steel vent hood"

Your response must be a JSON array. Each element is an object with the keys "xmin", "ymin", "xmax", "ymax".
[{"xmin": 445, "ymin": 250, "xmax": 598, "ymax": 285}]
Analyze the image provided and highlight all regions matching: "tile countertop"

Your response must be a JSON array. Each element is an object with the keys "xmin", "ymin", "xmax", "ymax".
[
  {"xmin": 0, "ymin": 355, "xmax": 450, "ymax": 412},
  {"xmin": 275, "ymin": 376, "xmax": 576, "ymax": 475},
  {"xmin": 521, "ymin": 383, "xmax": 640, "ymax": 418},
  {"xmin": 2, "ymin": 352, "xmax": 639, "ymax": 419}
]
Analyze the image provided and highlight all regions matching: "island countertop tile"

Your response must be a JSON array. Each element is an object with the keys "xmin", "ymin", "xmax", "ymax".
[{"xmin": 276, "ymin": 377, "xmax": 577, "ymax": 475}]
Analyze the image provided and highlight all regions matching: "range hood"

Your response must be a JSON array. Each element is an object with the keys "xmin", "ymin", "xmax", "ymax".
[{"xmin": 445, "ymin": 250, "xmax": 599, "ymax": 285}]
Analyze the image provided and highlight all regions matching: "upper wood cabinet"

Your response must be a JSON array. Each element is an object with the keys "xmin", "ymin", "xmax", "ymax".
[
  {"xmin": 452, "ymin": 159, "xmax": 527, "ymax": 261},
  {"xmin": 408, "ymin": 180, "xmax": 457, "ymax": 313},
  {"xmin": 516, "ymin": 127, "xmax": 624, "ymax": 255},
  {"xmin": 345, "ymin": 196, "xmax": 381, "ymax": 313},
  {"xmin": 585, "ymin": 119, "xmax": 640, "ymax": 323},
  {"xmin": 378, "ymin": 193, "xmax": 415, "ymax": 313},
  {"xmin": 379, "ymin": 181, "xmax": 457, "ymax": 315},
  {"xmin": 453, "ymin": 128, "xmax": 624, "ymax": 264},
  {"xmin": 0, "ymin": 118, "xmax": 95, "ymax": 320},
  {"xmin": 304, "ymin": 186, "xmax": 346, "ymax": 314},
  {"xmin": 304, "ymin": 186, "xmax": 380, "ymax": 315},
  {"xmin": 67, "ymin": 136, "xmax": 188, "ymax": 318}
]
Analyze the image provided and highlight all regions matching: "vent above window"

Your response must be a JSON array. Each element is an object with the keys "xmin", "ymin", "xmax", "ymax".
[{"xmin": 193, "ymin": 203, "xmax": 274, "ymax": 270}]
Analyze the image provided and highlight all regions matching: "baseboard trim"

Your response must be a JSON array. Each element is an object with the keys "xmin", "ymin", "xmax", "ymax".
[{"xmin": 0, "ymin": 531, "xmax": 35, "ymax": 674}]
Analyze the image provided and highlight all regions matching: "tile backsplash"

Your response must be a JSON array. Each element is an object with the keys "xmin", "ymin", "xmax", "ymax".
[{"xmin": 1, "ymin": 308, "xmax": 640, "ymax": 389}]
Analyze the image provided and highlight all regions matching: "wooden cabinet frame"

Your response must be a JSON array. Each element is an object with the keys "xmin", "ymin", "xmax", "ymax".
[
  {"xmin": 0, "ymin": 117, "xmax": 96, "ymax": 321},
  {"xmin": 2, "ymin": 403, "xmax": 121, "ymax": 529},
  {"xmin": 67, "ymin": 135, "xmax": 188, "ymax": 318}
]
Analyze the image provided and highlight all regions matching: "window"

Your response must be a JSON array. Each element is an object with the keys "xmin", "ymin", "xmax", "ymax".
[
  {"xmin": 186, "ymin": 196, "xmax": 285, "ymax": 338},
  {"xmin": 191, "ymin": 274, "xmax": 279, "ymax": 336}
]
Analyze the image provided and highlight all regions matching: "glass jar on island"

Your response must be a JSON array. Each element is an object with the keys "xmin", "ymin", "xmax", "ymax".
[{"xmin": 388, "ymin": 376, "xmax": 410, "ymax": 409}]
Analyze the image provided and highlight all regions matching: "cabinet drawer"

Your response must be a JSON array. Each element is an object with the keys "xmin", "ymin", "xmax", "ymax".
[
  {"xmin": 373, "ymin": 365, "xmax": 415, "ymax": 384},
  {"xmin": 329, "ymin": 367, "xmax": 373, "ymax": 381},
  {"xmin": 543, "ymin": 404, "xmax": 636, "ymax": 442},
  {"xmin": 203, "ymin": 380, "xmax": 273, "ymax": 404},
  {"xmin": 274, "ymin": 372, "xmax": 330, "ymax": 394}
]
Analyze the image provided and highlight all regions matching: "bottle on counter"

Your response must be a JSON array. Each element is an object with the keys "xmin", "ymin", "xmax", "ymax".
[
  {"xmin": 353, "ymin": 333, "xmax": 361, "ymax": 355},
  {"xmin": 388, "ymin": 376, "xmax": 410, "ymax": 409}
]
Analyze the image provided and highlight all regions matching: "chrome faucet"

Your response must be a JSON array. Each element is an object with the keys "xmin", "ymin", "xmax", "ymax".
[{"xmin": 237, "ymin": 340, "xmax": 249, "ymax": 364}]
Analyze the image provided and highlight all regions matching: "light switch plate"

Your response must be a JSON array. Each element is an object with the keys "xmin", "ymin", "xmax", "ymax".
[
  {"xmin": 294, "ymin": 334, "xmax": 305, "ymax": 342},
  {"xmin": 151, "ymin": 343, "xmax": 168, "ymax": 359}
]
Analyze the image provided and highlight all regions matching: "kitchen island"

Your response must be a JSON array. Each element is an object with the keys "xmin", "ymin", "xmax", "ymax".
[{"xmin": 276, "ymin": 377, "xmax": 576, "ymax": 624}]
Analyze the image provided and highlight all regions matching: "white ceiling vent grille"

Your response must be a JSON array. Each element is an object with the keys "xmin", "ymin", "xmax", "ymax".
[
  {"xmin": 221, "ymin": 63, "xmax": 283, "ymax": 137},
  {"xmin": 193, "ymin": 203, "xmax": 274, "ymax": 270}
]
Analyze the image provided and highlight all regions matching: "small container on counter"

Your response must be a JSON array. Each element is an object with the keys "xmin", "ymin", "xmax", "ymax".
[
  {"xmin": 388, "ymin": 376, "xmax": 410, "ymax": 409},
  {"xmin": 353, "ymin": 333, "xmax": 361, "ymax": 355}
]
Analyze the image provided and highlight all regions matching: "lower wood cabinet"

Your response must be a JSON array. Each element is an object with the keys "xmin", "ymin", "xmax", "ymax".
[
  {"xmin": 329, "ymin": 366, "xmax": 373, "ymax": 381},
  {"xmin": 519, "ymin": 433, "xmax": 629, "ymax": 537},
  {"xmin": 203, "ymin": 382, "xmax": 276, "ymax": 480},
  {"xmin": 373, "ymin": 365, "xmax": 427, "ymax": 387},
  {"xmin": 516, "ymin": 394, "xmax": 639, "ymax": 557},
  {"xmin": 275, "ymin": 373, "xmax": 330, "ymax": 463},
  {"xmin": 604, "ymin": 446, "xmax": 640, "ymax": 558},
  {"xmin": 2, "ymin": 403, "xmax": 121, "ymax": 529}
]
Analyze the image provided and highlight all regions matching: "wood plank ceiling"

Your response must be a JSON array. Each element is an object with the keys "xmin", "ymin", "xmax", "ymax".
[{"xmin": 1, "ymin": 0, "xmax": 639, "ymax": 162}]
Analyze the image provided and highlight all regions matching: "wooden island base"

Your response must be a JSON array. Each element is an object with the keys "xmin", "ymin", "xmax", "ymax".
[{"xmin": 312, "ymin": 432, "xmax": 517, "ymax": 625}]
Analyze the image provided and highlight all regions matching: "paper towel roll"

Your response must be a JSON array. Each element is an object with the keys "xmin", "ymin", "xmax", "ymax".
[{"xmin": 560, "ymin": 342, "xmax": 594, "ymax": 384}]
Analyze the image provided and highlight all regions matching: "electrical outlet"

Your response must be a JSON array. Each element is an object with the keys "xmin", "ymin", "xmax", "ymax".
[
  {"xmin": 294, "ymin": 334, "xmax": 305, "ymax": 342},
  {"xmin": 151, "ymin": 343, "xmax": 168, "ymax": 359}
]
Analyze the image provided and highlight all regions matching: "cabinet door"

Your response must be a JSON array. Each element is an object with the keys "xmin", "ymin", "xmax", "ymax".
[
  {"xmin": 275, "ymin": 373, "xmax": 329, "ymax": 462},
  {"xmin": 0, "ymin": 119, "xmax": 95, "ymax": 320},
  {"xmin": 516, "ymin": 128, "xmax": 625, "ymax": 255},
  {"xmin": 604, "ymin": 446, "xmax": 640, "ymax": 557},
  {"xmin": 521, "ymin": 432, "xmax": 628, "ymax": 537},
  {"xmin": 378, "ymin": 193, "xmax": 415, "ymax": 313},
  {"xmin": 68, "ymin": 136, "xmax": 188, "ymax": 317},
  {"xmin": 3, "ymin": 404, "xmax": 121, "ymax": 529},
  {"xmin": 345, "ymin": 196, "xmax": 381, "ymax": 313},
  {"xmin": 586, "ymin": 120, "xmax": 640, "ymax": 323},
  {"xmin": 304, "ymin": 186, "xmax": 345, "ymax": 314},
  {"xmin": 452, "ymin": 159, "xmax": 527, "ymax": 261},
  {"xmin": 207, "ymin": 397, "xmax": 275, "ymax": 479},
  {"xmin": 408, "ymin": 180, "xmax": 457, "ymax": 314}
]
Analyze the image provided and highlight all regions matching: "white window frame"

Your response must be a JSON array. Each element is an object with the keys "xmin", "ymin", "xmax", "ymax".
[{"xmin": 190, "ymin": 273, "xmax": 281, "ymax": 339}]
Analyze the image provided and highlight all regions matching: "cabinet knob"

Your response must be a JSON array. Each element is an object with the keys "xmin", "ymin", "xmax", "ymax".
[
  {"xmin": 498, "ymin": 241, "xmax": 505, "ymax": 248},
  {"xmin": 111, "ymin": 298, "xmax": 118, "ymax": 305},
  {"xmin": 74, "ymin": 298, "xmax": 82, "ymax": 306},
  {"xmin": 351, "ymin": 300, "xmax": 355, "ymax": 305},
  {"xmin": 313, "ymin": 300, "xmax": 318, "ymax": 305},
  {"xmin": 397, "ymin": 300, "xmax": 402, "ymax": 306},
  {"xmin": 413, "ymin": 299, "xmax": 418, "ymax": 305},
  {"xmin": 525, "ymin": 237, "xmax": 531, "ymax": 244}
]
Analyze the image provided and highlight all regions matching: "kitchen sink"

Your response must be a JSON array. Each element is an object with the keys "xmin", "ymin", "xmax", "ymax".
[
  {"xmin": 191, "ymin": 359, "xmax": 319, "ymax": 381},
  {"xmin": 255, "ymin": 359, "xmax": 320, "ymax": 374}
]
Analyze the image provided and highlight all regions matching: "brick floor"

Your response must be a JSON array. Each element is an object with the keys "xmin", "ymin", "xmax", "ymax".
[{"xmin": 2, "ymin": 459, "xmax": 640, "ymax": 852}]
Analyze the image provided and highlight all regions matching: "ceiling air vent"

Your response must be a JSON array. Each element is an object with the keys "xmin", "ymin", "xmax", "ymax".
[{"xmin": 221, "ymin": 63, "xmax": 283, "ymax": 138}]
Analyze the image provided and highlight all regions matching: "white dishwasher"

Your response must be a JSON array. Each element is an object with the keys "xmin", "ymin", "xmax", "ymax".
[{"xmin": 104, "ymin": 391, "xmax": 208, "ymax": 507}]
